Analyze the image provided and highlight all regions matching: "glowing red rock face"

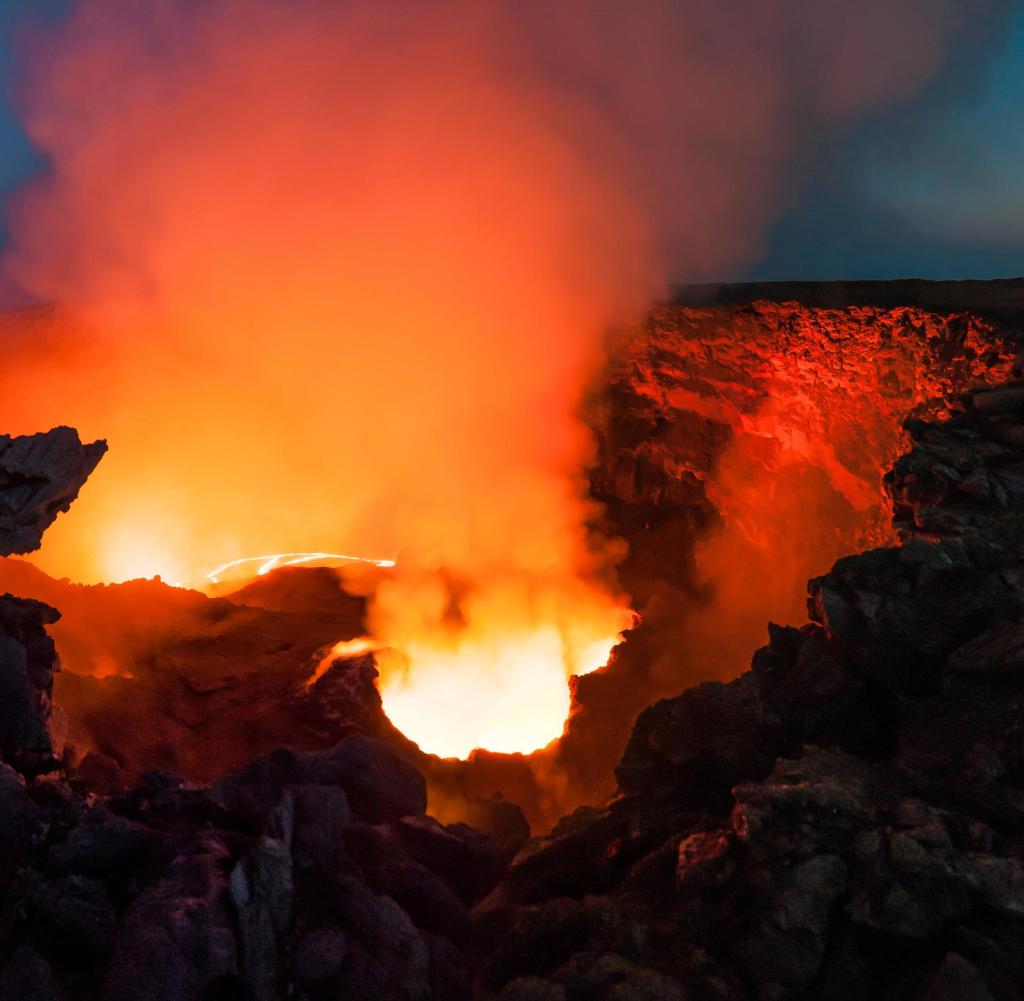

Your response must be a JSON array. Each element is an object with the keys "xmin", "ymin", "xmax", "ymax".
[{"xmin": 598, "ymin": 300, "xmax": 1023, "ymax": 678}]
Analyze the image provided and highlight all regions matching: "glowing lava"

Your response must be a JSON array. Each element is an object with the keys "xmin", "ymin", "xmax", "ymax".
[
  {"xmin": 371, "ymin": 572, "xmax": 631, "ymax": 758},
  {"xmin": 307, "ymin": 637, "xmax": 379, "ymax": 687},
  {"xmin": 194, "ymin": 551, "xmax": 396, "ymax": 587},
  {"xmin": 378, "ymin": 627, "xmax": 621, "ymax": 759},
  {"xmin": 191, "ymin": 553, "xmax": 627, "ymax": 759}
]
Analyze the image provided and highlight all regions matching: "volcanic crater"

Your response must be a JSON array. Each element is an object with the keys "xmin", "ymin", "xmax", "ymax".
[{"xmin": 2, "ymin": 279, "xmax": 1024, "ymax": 1000}]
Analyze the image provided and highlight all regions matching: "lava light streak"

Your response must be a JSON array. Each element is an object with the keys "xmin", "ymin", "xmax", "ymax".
[
  {"xmin": 306, "ymin": 637, "xmax": 380, "ymax": 687},
  {"xmin": 198, "ymin": 551, "xmax": 396, "ymax": 586}
]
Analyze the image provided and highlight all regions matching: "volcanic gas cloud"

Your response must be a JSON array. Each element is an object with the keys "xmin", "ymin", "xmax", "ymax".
[{"xmin": 0, "ymin": 0, "xmax": 987, "ymax": 757}]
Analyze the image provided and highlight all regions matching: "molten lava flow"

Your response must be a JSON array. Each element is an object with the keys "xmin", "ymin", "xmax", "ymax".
[
  {"xmin": 380, "ymin": 634, "xmax": 578, "ymax": 760},
  {"xmin": 302, "ymin": 564, "xmax": 629, "ymax": 757}
]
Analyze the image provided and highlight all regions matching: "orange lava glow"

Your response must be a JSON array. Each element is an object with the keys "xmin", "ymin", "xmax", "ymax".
[
  {"xmin": 307, "ymin": 637, "xmax": 380, "ymax": 688},
  {"xmin": 0, "ymin": 1, "xmax": 652, "ymax": 756},
  {"xmin": 377, "ymin": 598, "xmax": 629, "ymax": 759},
  {"xmin": 309, "ymin": 611, "xmax": 625, "ymax": 758}
]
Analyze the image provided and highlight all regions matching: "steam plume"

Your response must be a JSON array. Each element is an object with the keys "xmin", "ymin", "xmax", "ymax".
[{"xmin": 0, "ymin": 0, "xmax": 993, "ymax": 755}]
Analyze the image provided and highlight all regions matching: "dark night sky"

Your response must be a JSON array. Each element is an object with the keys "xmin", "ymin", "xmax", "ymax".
[{"xmin": 0, "ymin": 0, "xmax": 1020, "ymax": 284}]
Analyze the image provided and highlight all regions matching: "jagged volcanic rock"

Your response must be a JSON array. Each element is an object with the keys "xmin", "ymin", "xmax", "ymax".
[
  {"xmin": 0, "ymin": 426, "xmax": 106, "ymax": 557},
  {"xmin": 474, "ymin": 381, "xmax": 1024, "ymax": 1001},
  {"xmin": 0, "ymin": 533, "xmax": 522, "ymax": 1000},
  {"xmin": 0, "ymin": 732, "xmax": 505, "ymax": 1001},
  {"xmin": 0, "ymin": 557, "xmax": 537, "ymax": 853},
  {"xmin": 887, "ymin": 382, "xmax": 1024, "ymax": 542},
  {"xmin": 556, "ymin": 294, "xmax": 1024, "ymax": 829},
  {"xmin": 595, "ymin": 297, "xmax": 1024, "ymax": 604},
  {"xmin": 0, "ymin": 562, "xmax": 377, "ymax": 784},
  {"xmin": 0, "ymin": 427, "xmax": 103, "ymax": 779},
  {"xmin": 0, "ymin": 595, "xmax": 63, "ymax": 776},
  {"xmin": 5, "ymin": 291, "xmax": 1024, "ymax": 999}
]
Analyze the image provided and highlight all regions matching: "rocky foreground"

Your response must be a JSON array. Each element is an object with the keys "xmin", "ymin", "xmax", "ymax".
[{"xmin": 474, "ymin": 384, "xmax": 1024, "ymax": 1000}]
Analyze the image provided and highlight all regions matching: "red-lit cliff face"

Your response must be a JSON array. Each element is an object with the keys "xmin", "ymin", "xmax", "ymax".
[
  {"xmin": 599, "ymin": 299, "xmax": 1022, "ymax": 622},
  {"xmin": 3, "ymin": 293, "xmax": 1023, "ymax": 831},
  {"xmin": 559, "ymin": 297, "xmax": 1024, "ymax": 821}
]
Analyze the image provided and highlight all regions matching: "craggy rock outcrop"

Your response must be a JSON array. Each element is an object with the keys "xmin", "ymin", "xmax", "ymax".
[
  {"xmin": 0, "ymin": 561, "xmax": 401, "ymax": 784},
  {"xmin": 0, "ymin": 427, "xmax": 103, "ymax": 779},
  {"xmin": 0, "ymin": 559, "xmax": 530, "ymax": 855},
  {"xmin": 522, "ymin": 297, "xmax": 1024, "ymax": 836},
  {"xmin": 0, "ymin": 595, "xmax": 63, "ymax": 776},
  {"xmin": 0, "ymin": 558, "xmax": 546, "ymax": 842},
  {"xmin": 552, "ymin": 296, "xmax": 1024, "ymax": 832},
  {"xmin": 0, "ymin": 427, "xmax": 106, "ymax": 557},
  {"xmin": 595, "ymin": 300, "xmax": 1024, "ymax": 603},
  {"xmin": 475, "ymin": 382, "xmax": 1024, "ymax": 1001},
  {"xmin": 887, "ymin": 383, "xmax": 1024, "ymax": 543}
]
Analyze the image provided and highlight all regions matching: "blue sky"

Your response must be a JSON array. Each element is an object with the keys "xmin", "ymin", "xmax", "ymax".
[
  {"xmin": 745, "ymin": 4, "xmax": 1024, "ymax": 281},
  {"xmin": 0, "ymin": 2, "xmax": 57, "ymax": 206},
  {"xmin": 0, "ymin": 0, "xmax": 1020, "ymax": 283}
]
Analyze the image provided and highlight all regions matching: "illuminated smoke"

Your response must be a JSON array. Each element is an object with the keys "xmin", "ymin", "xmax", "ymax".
[{"xmin": 0, "ymin": 0, "xmax": 988, "ymax": 755}]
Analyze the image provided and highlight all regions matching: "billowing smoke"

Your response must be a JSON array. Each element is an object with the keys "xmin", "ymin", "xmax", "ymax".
[{"xmin": 0, "ymin": 0, "xmax": 994, "ymax": 756}]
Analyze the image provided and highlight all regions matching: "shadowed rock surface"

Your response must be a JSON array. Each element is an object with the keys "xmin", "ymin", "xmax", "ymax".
[
  {"xmin": 0, "ymin": 595, "xmax": 63, "ymax": 776},
  {"xmin": 0, "ymin": 734, "xmax": 511, "ymax": 1001},
  {"xmin": 473, "ymin": 382, "xmax": 1024, "ymax": 1001}
]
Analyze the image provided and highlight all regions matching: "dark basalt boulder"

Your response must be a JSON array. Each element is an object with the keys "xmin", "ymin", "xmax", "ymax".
[
  {"xmin": 212, "ymin": 733, "xmax": 428, "ymax": 828},
  {"xmin": 0, "ymin": 594, "xmax": 63, "ymax": 775},
  {"xmin": 102, "ymin": 840, "xmax": 240, "ymax": 1001},
  {"xmin": 616, "ymin": 672, "xmax": 784, "ymax": 802},
  {"xmin": 0, "ymin": 944, "xmax": 62, "ymax": 1001},
  {"xmin": 0, "ymin": 728, "xmax": 496, "ymax": 1001},
  {"xmin": 473, "ymin": 383, "xmax": 1024, "ymax": 1001}
]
